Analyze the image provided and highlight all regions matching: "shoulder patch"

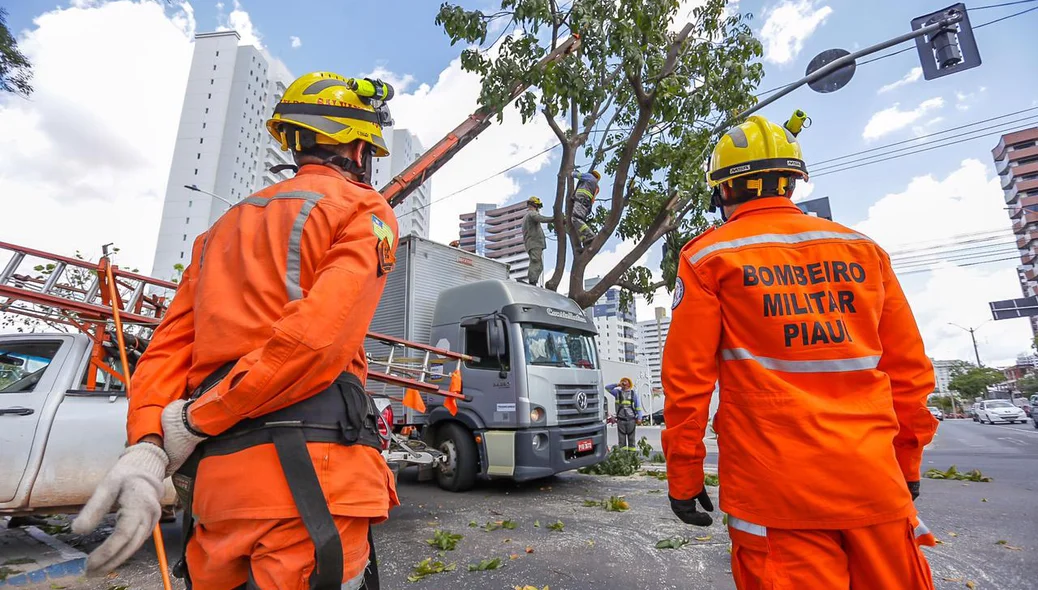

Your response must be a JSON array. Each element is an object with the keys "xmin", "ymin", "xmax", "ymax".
[
  {"xmin": 372, "ymin": 214, "xmax": 396, "ymax": 277},
  {"xmin": 671, "ymin": 277, "xmax": 685, "ymax": 310}
]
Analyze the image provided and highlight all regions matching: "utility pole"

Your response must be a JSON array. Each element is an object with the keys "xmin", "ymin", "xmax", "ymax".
[
  {"xmin": 184, "ymin": 184, "xmax": 235, "ymax": 208},
  {"xmin": 949, "ymin": 321, "xmax": 989, "ymax": 366},
  {"xmin": 654, "ymin": 307, "xmax": 667, "ymax": 423}
]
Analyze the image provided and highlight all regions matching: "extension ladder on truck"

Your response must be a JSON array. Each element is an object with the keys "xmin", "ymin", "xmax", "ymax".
[{"xmin": 0, "ymin": 240, "xmax": 471, "ymax": 433}]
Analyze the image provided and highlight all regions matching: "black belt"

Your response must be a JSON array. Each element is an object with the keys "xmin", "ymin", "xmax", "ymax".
[{"xmin": 172, "ymin": 364, "xmax": 382, "ymax": 589}]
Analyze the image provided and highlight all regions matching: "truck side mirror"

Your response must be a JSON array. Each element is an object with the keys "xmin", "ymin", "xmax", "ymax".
[{"xmin": 487, "ymin": 318, "xmax": 507, "ymax": 359}]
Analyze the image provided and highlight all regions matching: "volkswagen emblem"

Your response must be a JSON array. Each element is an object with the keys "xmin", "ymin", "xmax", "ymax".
[{"xmin": 575, "ymin": 391, "xmax": 589, "ymax": 412}]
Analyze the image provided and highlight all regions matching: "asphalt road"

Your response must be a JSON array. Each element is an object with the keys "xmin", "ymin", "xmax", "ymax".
[{"xmin": 8, "ymin": 418, "xmax": 1036, "ymax": 589}]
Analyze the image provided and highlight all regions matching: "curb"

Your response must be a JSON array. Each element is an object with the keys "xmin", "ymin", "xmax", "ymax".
[{"xmin": 0, "ymin": 527, "xmax": 87, "ymax": 587}]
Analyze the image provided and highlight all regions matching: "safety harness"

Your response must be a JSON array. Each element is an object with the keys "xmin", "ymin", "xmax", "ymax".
[
  {"xmin": 171, "ymin": 363, "xmax": 383, "ymax": 590},
  {"xmin": 615, "ymin": 388, "xmax": 637, "ymax": 421}
]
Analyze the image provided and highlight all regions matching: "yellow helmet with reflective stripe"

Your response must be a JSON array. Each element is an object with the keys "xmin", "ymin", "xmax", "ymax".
[
  {"xmin": 619, "ymin": 377, "xmax": 632, "ymax": 389},
  {"xmin": 527, "ymin": 196, "xmax": 544, "ymax": 208},
  {"xmin": 707, "ymin": 115, "xmax": 808, "ymax": 187},
  {"xmin": 266, "ymin": 71, "xmax": 391, "ymax": 157}
]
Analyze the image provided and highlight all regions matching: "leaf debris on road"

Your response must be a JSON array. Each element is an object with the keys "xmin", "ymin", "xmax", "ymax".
[{"xmin": 408, "ymin": 558, "xmax": 456, "ymax": 582}]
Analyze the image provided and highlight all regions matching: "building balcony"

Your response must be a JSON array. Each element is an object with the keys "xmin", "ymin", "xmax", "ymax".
[
  {"xmin": 1005, "ymin": 184, "xmax": 1019, "ymax": 205},
  {"xmin": 993, "ymin": 128, "xmax": 1038, "ymax": 161},
  {"xmin": 996, "ymin": 154, "xmax": 1012, "ymax": 175},
  {"xmin": 1026, "ymin": 267, "xmax": 1038, "ymax": 283},
  {"xmin": 1009, "ymin": 144, "xmax": 1038, "ymax": 165},
  {"xmin": 1017, "ymin": 231, "xmax": 1038, "ymax": 250}
]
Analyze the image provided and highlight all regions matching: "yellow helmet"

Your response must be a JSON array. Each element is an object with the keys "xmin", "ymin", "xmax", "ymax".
[
  {"xmin": 590, "ymin": 170, "xmax": 601, "ymax": 180},
  {"xmin": 619, "ymin": 377, "xmax": 632, "ymax": 388},
  {"xmin": 527, "ymin": 196, "xmax": 543, "ymax": 208},
  {"xmin": 707, "ymin": 115, "xmax": 808, "ymax": 188},
  {"xmin": 267, "ymin": 72, "xmax": 392, "ymax": 158}
]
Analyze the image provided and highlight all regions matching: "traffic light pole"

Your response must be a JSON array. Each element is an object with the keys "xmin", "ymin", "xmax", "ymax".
[{"xmin": 712, "ymin": 8, "xmax": 966, "ymax": 134}]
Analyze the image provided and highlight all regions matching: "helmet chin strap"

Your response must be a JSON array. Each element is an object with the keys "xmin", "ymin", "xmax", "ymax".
[{"xmin": 308, "ymin": 145, "xmax": 373, "ymax": 185}]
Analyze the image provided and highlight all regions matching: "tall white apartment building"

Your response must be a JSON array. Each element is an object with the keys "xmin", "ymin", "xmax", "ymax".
[
  {"xmin": 370, "ymin": 128, "xmax": 431, "ymax": 239},
  {"xmin": 151, "ymin": 30, "xmax": 293, "ymax": 280},
  {"xmin": 637, "ymin": 308, "xmax": 672, "ymax": 393},
  {"xmin": 583, "ymin": 278, "xmax": 638, "ymax": 364}
]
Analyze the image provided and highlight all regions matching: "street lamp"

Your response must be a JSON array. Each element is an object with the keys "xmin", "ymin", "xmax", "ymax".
[{"xmin": 184, "ymin": 184, "xmax": 235, "ymax": 207}]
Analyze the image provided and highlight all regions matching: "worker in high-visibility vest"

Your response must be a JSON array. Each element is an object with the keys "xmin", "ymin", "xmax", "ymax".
[
  {"xmin": 661, "ymin": 114, "xmax": 937, "ymax": 589},
  {"xmin": 72, "ymin": 71, "xmax": 400, "ymax": 590},
  {"xmin": 606, "ymin": 377, "xmax": 642, "ymax": 451},
  {"xmin": 570, "ymin": 169, "xmax": 600, "ymax": 246}
]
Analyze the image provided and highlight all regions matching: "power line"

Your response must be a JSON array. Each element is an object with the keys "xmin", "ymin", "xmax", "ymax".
[
  {"xmin": 812, "ymin": 115, "xmax": 1038, "ymax": 174},
  {"xmin": 894, "ymin": 255, "xmax": 1021, "ymax": 275},
  {"xmin": 811, "ymin": 118, "xmax": 1038, "ymax": 178},
  {"xmin": 890, "ymin": 241, "xmax": 1017, "ymax": 263},
  {"xmin": 972, "ymin": 0, "xmax": 1038, "ymax": 10},
  {"xmin": 974, "ymin": 4, "xmax": 1038, "ymax": 26},
  {"xmin": 883, "ymin": 228, "xmax": 1014, "ymax": 254},
  {"xmin": 812, "ymin": 106, "xmax": 1038, "ymax": 167}
]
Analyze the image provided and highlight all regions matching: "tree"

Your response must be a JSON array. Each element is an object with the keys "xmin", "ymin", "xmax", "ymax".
[
  {"xmin": 948, "ymin": 365, "xmax": 1005, "ymax": 399},
  {"xmin": 1016, "ymin": 373, "xmax": 1038, "ymax": 396},
  {"xmin": 0, "ymin": 8, "xmax": 33, "ymax": 98},
  {"xmin": 437, "ymin": 0, "xmax": 762, "ymax": 308}
]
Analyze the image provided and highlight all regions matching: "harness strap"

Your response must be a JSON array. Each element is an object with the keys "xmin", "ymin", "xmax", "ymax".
[{"xmin": 273, "ymin": 427, "xmax": 344, "ymax": 589}]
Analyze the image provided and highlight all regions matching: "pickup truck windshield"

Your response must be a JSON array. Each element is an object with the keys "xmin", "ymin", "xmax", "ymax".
[{"xmin": 521, "ymin": 325, "xmax": 598, "ymax": 369}]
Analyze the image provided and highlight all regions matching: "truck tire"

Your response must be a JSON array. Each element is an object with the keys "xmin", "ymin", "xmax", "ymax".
[{"xmin": 434, "ymin": 422, "xmax": 478, "ymax": 492}]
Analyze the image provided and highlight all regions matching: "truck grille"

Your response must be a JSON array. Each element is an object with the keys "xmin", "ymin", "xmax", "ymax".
[{"xmin": 556, "ymin": 384, "xmax": 601, "ymax": 428}]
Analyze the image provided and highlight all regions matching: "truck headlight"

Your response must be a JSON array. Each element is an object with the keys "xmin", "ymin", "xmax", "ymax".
[{"xmin": 530, "ymin": 407, "xmax": 545, "ymax": 422}]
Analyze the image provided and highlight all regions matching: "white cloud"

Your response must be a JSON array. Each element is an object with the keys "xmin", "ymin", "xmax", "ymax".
[
  {"xmin": 853, "ymin": 159, "xmax": 1030, "ymax": 366},
  {"xmin": 0, "ymin": 0, "xmax": 195, "ymax": 274},
  {"xmin": 955, "ymin": 88, "xmax": 986, "ymax": 112},
  {"xmin": 375, "ymin": 52, "xmax": 558, "ymax": 244},
  {"xmin": 216, "ymin": 0, "xmax": 292, "ymax": 82},
  {"xmin": 759, "ymin": 0, "xmax": 833, "ymax": 65},
  {"xmin": 362, "ymin": 66, "xmax": 417, "ymax": 94},
  {"xmin": 877, "ymin": 67, "xmax": 922, "ymax": 94},
  {"xmin": 289, "ymin": 35, "xmax": 301, "ymax": 49},
  {"xmin": 862, "ymin": 97, "xmax": 944, "ymax": 141}
]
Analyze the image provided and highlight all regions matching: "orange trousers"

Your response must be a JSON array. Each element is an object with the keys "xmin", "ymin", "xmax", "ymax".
[
  {"xmin": 185, "ymin": 516, "xmax": 372, "ymax": 590},
  {"xmin": 728, "ymin": 516, "xmax": 935, "ymax": 590}
]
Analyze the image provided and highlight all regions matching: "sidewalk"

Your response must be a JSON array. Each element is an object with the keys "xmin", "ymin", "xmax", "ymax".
[{"xmin": 0, "ymin": 521, "xmax": 86, "ymax": 587}]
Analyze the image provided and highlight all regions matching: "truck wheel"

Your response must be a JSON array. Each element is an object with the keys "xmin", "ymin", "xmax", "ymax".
[{"xmin": 434, "ymin": 423, "xmax": 478, "ymax": 492}]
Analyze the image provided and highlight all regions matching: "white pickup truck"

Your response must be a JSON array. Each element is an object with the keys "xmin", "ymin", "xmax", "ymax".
[{"xmin": 0, "ymin": 332, "xmax": 403, "ymax": 517}]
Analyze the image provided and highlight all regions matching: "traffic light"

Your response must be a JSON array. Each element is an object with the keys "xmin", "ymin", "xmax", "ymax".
[{"xmin": 911, "ymin": 3, "xmax": 981, "ymax": 81}]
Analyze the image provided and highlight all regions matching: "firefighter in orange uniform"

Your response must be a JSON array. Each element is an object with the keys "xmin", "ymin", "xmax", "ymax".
[
  {"xmin": 661, "ymin": 114, "xmax": 939, "ymax": 589},
  {"xmin": 72, "ymin": 72, "xmax": 401, "ymax": 590}
]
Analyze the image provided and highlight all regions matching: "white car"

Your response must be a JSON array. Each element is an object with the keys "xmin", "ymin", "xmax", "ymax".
[{"xmin": 976, "ymin": 400, "xmax": 1027, "ymax": 424}]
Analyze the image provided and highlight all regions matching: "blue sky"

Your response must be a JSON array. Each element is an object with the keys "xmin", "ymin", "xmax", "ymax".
[{"xmin": 3, "ymin": 0, "xmax": 1038, "ymax": 364}]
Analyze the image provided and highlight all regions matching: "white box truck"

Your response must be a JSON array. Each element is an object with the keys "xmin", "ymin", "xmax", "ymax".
[{"xmin": 368, "ymin": 236, "xmax": 607, "ymax": 491}]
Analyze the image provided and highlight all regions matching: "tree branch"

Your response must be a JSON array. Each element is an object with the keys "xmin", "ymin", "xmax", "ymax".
[
  {"xmin": 543, "ymin": 108, "xmax": 568, "ymax": 144},
  {"xmin": 648, "ymin": 21, "xmax": 696, "ymax": 96},
  {"xmin": 617, "ymin": 278, "xmax": 667, "ymax": 294}
]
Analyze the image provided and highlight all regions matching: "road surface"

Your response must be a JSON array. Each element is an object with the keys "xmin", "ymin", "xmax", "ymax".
[{"xmin": 3, "ymin": 418, "xmax": 1034, "ymax": 589}]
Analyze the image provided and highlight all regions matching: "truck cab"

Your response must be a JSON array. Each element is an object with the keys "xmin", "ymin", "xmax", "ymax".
[{"xmin": 423, "ymin": 279, "xmax": 607, "ymax": 490}]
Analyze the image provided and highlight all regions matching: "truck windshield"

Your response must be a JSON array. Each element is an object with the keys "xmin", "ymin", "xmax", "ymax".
[{"xmin": 521, "ymin": 325, "xmax": 598, "ymax": 369}]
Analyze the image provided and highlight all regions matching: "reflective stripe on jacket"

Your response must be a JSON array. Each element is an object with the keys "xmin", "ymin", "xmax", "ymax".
[
  {"xmin": 127, "ymin": 164, "xmax": 400, "ymax": 520},
  {"xmin": 661, "ymin": 198, "xmax": 937, "ymax": 530}
]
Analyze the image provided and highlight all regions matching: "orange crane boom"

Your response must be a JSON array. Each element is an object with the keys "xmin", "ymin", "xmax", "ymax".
[{"xmin": 380, "ymin": 35, "xmax": 581, "ymax": 207}]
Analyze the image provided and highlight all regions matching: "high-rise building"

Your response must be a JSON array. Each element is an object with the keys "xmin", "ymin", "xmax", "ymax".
[
  {"xmin": 994, "ymin": 126, "xmax": 1038, "ymax": 334},
  {"xmin": 583, "ymin": 278, "xmax": 638, "ymax": 364},
  {"xmin": 930, "ymin": 358, "xmax": 962, "ymax": 396},
  {"xmin": 458, "ymin": 202, "xmax": 529, "ymax": 281},
  {"xmin": 151, "ymin": 31, "xmax": 293, "ymax": 280},
  {"xmin": 637, "ymin": 308, "xmax": 671, "ymax": 393},
  {"xmin": 370, "ymin": 128, "xmax": 430, "ymax": 239}
]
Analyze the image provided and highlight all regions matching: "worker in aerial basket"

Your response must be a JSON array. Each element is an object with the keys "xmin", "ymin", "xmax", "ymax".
[
  {"xmin": 522, "ymin": 196, "xmax": 554, "ymax": 285},
  {"xmin": 660, "ymin": 114, "xmax": 938, "ymax": 589},
  {"xmin": 605, "ymin": 377, "xmax": 643, "ymax": 451},
  {"xmin": 72, "ymin": 71, "xmax": 401, "ymax": 590}
]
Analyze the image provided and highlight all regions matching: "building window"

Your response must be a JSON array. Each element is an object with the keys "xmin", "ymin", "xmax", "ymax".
[
  {"xmin": 199, "ymin": 138, "xmax": 203, "ymax": 144},
  {"xmin": 202, "ymin": 122, "xmax": 206, "ymax": 129},
  {"xmin": 213, "ymin": 64, "xmax": 217, "ymax": 71},
  {"xmin": 197, "ymin": 153, "xmax": 200, "ymax": 160},
  {"xmin": 194, "ymin": 168, "xmax": 198, "ymax": 175},
  {"xmin": 189, "ymin": 200, "xmax": 192, "ymax": 207},
  {"xmin": 216, "ymin": 51, "xmax": 220, "ymax": 57},
  {"xmin": 205, "ymin": 107, "xmax": 209, "ymax": 114},
  {"xmin": 183, "ymin": 234, "xmax": 187, "ymax": 241},
  {"xmin": 208, "ymin": 93, "xmax": 212, "ymax": 99},
  {"xmin": 210, "ymin": 79, "xmax": 214, "ymax": 85},
  {"xmin": 186, "ymin": 217, "xmax": 190, "ymax": 224},
  {"xmin": 180, "ymin": 252, "xmax": 184, "ymax": 259}
]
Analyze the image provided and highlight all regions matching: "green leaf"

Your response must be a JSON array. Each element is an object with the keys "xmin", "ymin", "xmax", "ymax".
[
  {"xmin": 704, "ymin": 473, "xmax": 720, "ymax": 487},
  {"xmin": 408, "ymin": 558, "xmax": 456, "ymax": 582},
  {"xmin": 655, "ymin": 537, "xmax": 690, "ymax": 550},
  {"xmin": 548, "ymin": 520, "xmax": 565, "ymax": 531},
  {"xmin": 426, "ymin": 530, "xmax": 464, "ymax": 551},
  {"xmin": 467, "ymin": 557, "xmax": 502, "ymax": 572}
]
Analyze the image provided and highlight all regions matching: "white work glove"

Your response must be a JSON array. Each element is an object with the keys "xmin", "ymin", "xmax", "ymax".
[
  {"xmin": 160, "ymin": 399, "xmax": 207, "ymax": 478},
  {"xmin": 71, "ymin": 442, "xmax": 168, "ymax": 576}
]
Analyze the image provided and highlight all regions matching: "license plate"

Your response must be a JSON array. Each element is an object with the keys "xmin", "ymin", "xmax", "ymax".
[{"xmin": 577, "ymin": 439, "xmax": 593, "ymax": 453}]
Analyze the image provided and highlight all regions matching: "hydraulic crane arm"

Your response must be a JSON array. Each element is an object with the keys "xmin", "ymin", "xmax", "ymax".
[{"xmin": 380, "ymin": 35, "xmax": 582, "ymax": 208}]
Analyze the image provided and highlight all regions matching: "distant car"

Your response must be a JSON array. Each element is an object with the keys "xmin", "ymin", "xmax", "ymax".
[
  {"xmin": 976, "ymin": 400, "xmax": 1027, "ymax": 424},
  {"xmin": 971, "ymin": 402, "xmax": 981, "ymax": 422},
  {"xmin": 928, "ymin": 406, "xmax": 944, "ymax": 421}
]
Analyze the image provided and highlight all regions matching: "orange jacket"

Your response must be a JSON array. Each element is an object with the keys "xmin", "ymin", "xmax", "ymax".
[
  {"xmin": 128, "ymin": 164, "xmax": 400, "ymax": 521},
  {"xmin": 662, "ymin": 198, "xmax": 937, "ymax": 530}
]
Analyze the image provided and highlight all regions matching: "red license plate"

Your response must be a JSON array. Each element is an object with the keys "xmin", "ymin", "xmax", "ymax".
[{"xmin": 577, "ymin": 439, "xmax": 593, "ymax": 453}]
